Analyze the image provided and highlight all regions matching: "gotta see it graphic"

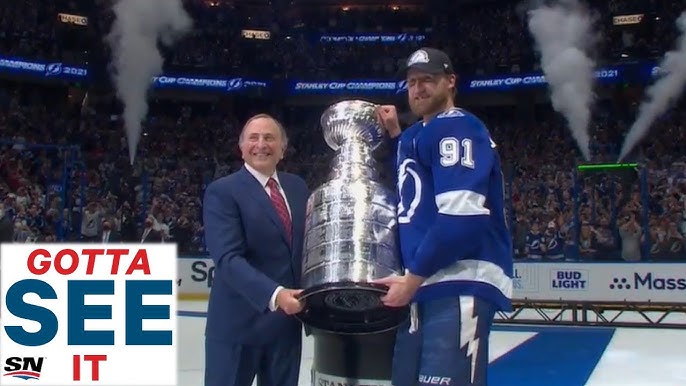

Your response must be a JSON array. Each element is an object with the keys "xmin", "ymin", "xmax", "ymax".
[
  {"xmin": 0, "ymin": 244, "xmax": 178, "ymax": 386},
  {"xmin": 3, "ymin": 357, "xmax": 45, "ymax": 381}
]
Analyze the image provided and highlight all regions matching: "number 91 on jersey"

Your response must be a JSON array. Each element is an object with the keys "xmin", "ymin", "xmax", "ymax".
[{"xmin": 0, "ymin": 243, "xmax": 178, "ymax": 386}]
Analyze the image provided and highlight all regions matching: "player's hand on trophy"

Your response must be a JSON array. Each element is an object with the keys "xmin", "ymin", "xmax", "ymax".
[
  {"xmin": 373, "ymin": 273, "xmax": 424, "ymax": 308},
  {"xmin": 276, "ymin": 288, "xmax": 305, "ymax": 315},
  {"xmin": 375, "ymin": 105, "xmax": 402, "ymax": 139}
]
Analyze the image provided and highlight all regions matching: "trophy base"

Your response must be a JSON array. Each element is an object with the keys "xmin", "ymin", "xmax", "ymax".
[
  {"xmin": 310, "ymin": 326, "xmax": 395, "ymax": 385},
  {"xmin": 297, "ymin": 282, "xmax": 409, "ymax": 334}
]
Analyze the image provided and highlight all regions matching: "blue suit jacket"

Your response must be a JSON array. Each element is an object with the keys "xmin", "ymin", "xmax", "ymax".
[{"xmin": 203, "ymin": 166, "xmax": 310, "ymax": 345}]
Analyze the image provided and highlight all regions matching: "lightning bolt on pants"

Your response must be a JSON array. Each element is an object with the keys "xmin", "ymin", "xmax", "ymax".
[{"xmin": 390, "ymin": 296, "xmax": 495, "ymax": 386}]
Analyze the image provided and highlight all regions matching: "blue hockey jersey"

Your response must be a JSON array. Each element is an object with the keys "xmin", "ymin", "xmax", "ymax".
[{"xmin": 389, "ymin": 107, "xmax": 514, "ymax": 312}]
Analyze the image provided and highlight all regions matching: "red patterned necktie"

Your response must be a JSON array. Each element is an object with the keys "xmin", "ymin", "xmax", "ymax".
[{"xmin": 267, "ymin": 178, "xmax": 292, "ymax": 244}]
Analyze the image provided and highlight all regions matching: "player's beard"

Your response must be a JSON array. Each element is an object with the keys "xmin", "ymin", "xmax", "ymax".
[{"xmin": 410, "ymin": 90, "xmax": 451, "ymax": 118}]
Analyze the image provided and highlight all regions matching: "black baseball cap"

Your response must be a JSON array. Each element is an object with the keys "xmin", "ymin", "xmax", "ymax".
[{"xmin": 397, "ymin": 47, "xmax": 455, "ymax": 78}]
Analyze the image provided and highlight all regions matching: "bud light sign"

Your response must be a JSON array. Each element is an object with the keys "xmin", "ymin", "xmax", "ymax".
[{"xmin": 550, "ymin": 269, "xmax": 588, "ymax": 290}]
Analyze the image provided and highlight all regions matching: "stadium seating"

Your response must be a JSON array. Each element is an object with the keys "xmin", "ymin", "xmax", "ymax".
[{"xmin": 0, "ymin": 0, "xmax": 684, "ymax": 262}]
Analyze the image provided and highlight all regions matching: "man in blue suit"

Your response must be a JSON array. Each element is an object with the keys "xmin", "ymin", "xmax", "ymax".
[{"xmin": 203, "ymin": 114, "xmax": 310, "ymax": 386}]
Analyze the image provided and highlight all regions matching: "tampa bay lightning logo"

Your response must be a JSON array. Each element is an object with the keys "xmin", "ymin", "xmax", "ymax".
[
  {"xmin": 227, "ymin": 78, "xmax": 243, "ymax": 91},
  {"xmin": 45, "ymin": 63, "xmax": 63, "ymax": 76},
  {"xmin": 397, "ymin": 158, "xmax": 422, "ymax": 224},
  {"xmin": 651, "ymin": 65, "xmax": 665, "ymax": 78},
  {"xmin": 396, "ymin": 80, "xmax": 408, "ymax": 94}
]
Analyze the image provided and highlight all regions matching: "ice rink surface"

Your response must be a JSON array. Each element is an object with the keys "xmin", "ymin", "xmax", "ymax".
[{"xmin": 178, "ymin": 301, "xmax": 686, "ymax": 386}]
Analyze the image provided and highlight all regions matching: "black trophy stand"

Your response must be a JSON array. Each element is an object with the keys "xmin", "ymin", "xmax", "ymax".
[{"xmin": 297, "ymin": 281, "xmax": 409, "ymax": 385}]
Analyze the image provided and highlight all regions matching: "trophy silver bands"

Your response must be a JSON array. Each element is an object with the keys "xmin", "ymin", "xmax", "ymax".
[{"xmin": 297, "ymin": 100, "xmax": 409, "ymax": 334}]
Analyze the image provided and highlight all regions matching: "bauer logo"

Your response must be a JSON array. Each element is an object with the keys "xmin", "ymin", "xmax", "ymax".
[
  {"xmin": 550, "ymin": 269, "xmax": 588, "ymax": 290},
  {"xmin": 0, "ymin": 244, "xmax": 178, "ymax": 386}
]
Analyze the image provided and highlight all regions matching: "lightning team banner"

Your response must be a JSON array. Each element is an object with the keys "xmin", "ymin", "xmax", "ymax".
[{"xmin": 1, "ymin": 244, "xmax": 178, "ymax": 386}]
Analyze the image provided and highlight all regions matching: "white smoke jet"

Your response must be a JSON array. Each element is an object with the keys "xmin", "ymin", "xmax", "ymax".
[
  {"xmin": 618, "ymin": 12, "xmax": 686, "ymax": 161},
  {"xmin": 527, "ymin": 0, "xmax": 598, "ymax": 161},
  {"xmin": 106, "ymin": 0, "xmax": 193, "ymax": 165}
]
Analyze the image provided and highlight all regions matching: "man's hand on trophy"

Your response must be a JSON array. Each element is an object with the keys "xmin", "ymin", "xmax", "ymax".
[
  {"xmin": 375, "ymin": 105, "xmax": 402, "ymax": 139},
  {"xmin": 373, "ymin": 273, "xmax": 425, "ymax": 308},
  {"xmin": 276, "ymin": 288, "xmax": 305, "ymax": 315}
]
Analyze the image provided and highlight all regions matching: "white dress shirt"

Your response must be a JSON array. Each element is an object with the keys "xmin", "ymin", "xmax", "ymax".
[{"xmin": 243, "ymin": 163, "xmax": 291, "ymax": 312}]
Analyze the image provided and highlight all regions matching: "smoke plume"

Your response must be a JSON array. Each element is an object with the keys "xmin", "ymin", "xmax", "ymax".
[
  {"xmin": 106, "ymin": 0, "xmax": 192, "ymax": 165},
  {"xmin": 527, "ymin": 0, "xmax": 598, "ymax": 161},
  {"xmin": 618, "ymin": 12, "xmax": 686, "ymax": 161}
]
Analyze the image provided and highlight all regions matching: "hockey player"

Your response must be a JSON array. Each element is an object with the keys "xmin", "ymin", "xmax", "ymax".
[{"xmin": 374, "ymin": 47, "xmax": 514, "ymax": 386}]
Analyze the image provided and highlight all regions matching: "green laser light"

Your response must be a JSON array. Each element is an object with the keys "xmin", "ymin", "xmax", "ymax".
[{"xmin": 577, "ymin": 163, "xmax": 638, "ymax": 172}]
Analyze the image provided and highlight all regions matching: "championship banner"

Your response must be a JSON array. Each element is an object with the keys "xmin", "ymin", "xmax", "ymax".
[
  {"xmin": 463, "ymin": 67, "xmax": 622, "ymax": 92},
  {"xmin": 513, "ymin": 262, "xmax": 686, "ymax": 303},
  {"xmin": 0, "ymin": 244, "xmax": 178, "ymax": 385},
  {"xmin": 0, "ymin": 53, "xmax": 662, "ymax": 96},
  {"xmin": 288, "ymin": 80, "xmax": 405, "ymax": 95},
  {"xmin": 151, "ymin": 75, "xmax": 268, "ymax": 94},
  {"xmin": 0, "ymin": 56, "xmax": 88, "ymax": 80},
  {"xmin": 318, "ymin": 33, "xmax": 426, "ymax": 44}
]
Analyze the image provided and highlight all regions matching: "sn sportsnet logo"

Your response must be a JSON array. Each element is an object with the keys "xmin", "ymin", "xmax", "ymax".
[
  {"xmin": 609, "ymin": 272, "xmax": 686, "ymax": 291},
  {"xmin": 0, "ymin": 244, "xmax": 178, "ymax": 385},
  {"xmin": 3, "ymin": 357, "xmax": 45, "ymax": 380}
]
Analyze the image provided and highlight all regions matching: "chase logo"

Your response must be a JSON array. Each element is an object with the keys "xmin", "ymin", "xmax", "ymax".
[
  {"xmin": 0, "ymin": 244, "xmax": 178, "ymax": 385},
  {"xmin": 396, "ymin": 80, "xmax": 407, "ymax": 94},
  {"xmin": 227, "ymin": 78, "xmax": 243, "ymax": 91},
  {"xmin": 3, "ymin": 357, "xmax": 44, "ymax": 380},
  {"xmin": 45, "ymin": 63, "xmax": 63, "ymax": 76}
]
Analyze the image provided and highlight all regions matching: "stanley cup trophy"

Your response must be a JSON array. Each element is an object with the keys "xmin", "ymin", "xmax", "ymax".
[{"xmin": 297, "ymin": 100, "xmax": 408, "ymax": 386}]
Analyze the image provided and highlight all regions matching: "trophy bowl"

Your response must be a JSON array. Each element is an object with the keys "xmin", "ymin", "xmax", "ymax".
[{"xmin": 296, "ymin": 100, "xmax": 409, "ymax": 334}]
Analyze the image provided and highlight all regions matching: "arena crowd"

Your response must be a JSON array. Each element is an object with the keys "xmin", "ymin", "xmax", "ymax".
[{"xmin": 1, "ymin": 0, "xmax": 684, "ymax": 261}]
